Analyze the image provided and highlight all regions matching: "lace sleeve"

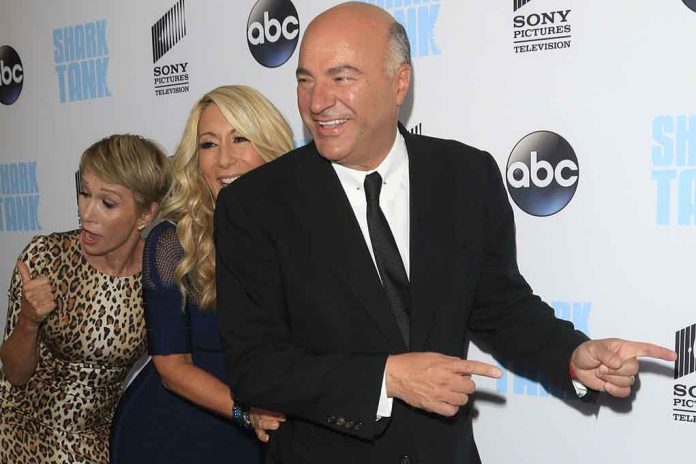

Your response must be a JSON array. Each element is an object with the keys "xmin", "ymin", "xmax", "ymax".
[
  {"xmin": 142, "ymin": 221, "xmax": 191, "ymax": 355},
  {"xmin": 143, "ymin": 221, "xmax": 184, "ymax": 291}
]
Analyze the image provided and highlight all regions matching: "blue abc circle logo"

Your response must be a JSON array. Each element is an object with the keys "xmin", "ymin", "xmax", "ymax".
[
  {"xmin": 506, "ymin": 131, "xmax": 579, "ymax": 217},
  {"xmin": 247, "ymin": 0, "xmax": 300, "ymax": 68},
  {"xmin": 683, "ymin": 0, "xmax": 696, "ymax": 13},
  {"xmin": 0, "ymin": 45, "xmax": 24, "ymax": 105}
]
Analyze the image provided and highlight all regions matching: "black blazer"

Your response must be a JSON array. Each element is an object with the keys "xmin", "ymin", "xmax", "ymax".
[{"xmin": 215, "ymin": 125, "xmax": 588, "ymax": 464}]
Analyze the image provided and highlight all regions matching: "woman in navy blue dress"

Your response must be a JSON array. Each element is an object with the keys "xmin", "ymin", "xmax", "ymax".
[{"xmin": 110, "ymin": 85, "xmax": 294, "ymax": 463}]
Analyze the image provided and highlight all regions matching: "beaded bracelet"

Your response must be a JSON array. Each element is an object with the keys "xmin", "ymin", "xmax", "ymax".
[{"xmin": 232, "ymin": 402, "xmax": 253, "ymax": 430}]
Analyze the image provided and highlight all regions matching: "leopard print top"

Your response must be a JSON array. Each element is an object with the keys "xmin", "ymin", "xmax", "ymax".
[{"xmin": 0, "ymin": 230, "xmax": 146, "ymax": 464}]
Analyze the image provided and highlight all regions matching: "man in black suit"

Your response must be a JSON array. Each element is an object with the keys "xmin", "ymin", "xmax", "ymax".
[{"xmin": 215, "ymin": 3, "xmax": 675, "ymax": 463}]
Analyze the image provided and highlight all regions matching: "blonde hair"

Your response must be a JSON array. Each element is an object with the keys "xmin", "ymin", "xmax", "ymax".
[
  {"xmin": 160, "ymin": 85, "xmax": 293, "ymax": 310},
  {"xmin": 80, "ymin": 134, "xmax": 171, "ymax": 212}
]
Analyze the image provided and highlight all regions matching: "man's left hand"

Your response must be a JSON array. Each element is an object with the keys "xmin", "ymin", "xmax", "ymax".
[
  {"xmin": 249, "ymin": 408, "xmax": 286, "ymax": 443},
  {"xmin": 570, "ymin": 338, "xmax": 677, "ymax": 397}
]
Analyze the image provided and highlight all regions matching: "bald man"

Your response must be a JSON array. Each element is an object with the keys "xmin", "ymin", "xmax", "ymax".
[{"xmin": 215, "ymin": 3, "xmax": 676, "ymax": 463}]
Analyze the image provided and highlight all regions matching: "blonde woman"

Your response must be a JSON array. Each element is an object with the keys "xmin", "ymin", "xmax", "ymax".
[
  {"xmin": 0, "ymin": 135, "xmax": 171, "ymax": 464},
  {"xmin": 110, "ymin": 86, "xmax": 293, "ymax": 464}
]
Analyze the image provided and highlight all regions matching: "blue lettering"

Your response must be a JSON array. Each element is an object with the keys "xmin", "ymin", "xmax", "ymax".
[
  {"xmin": 571, "ymin": 302, "xmax": 591, "ymax": 334},
  {"xmin": 81, "ymin": 60, "xmax": 96, "ymax": 99},
  {"xmin": 53, "ymin": 29, "xmax": 64, "ymax": 64},
  {"xmin": 0, "ymin": 165, "xmax": 8, "ymax": 194},
  {"xmin": 28, "ymin": 195, "xmax": 41, "ymax": 230},
  {"xmin": 8, "ymin": 164, "xmax": 18, "ymax": 195},
  {"xmin": 54, "ymin": 20, "xmax": 109, "ymax": 103},
  {"xmin": 85, "ymin": 22, "xmax": 97, "ymax": 58},
  {"xmin": 417, "ymin": 3, "xmax": 440, "ymax": 56},
  {"xmin": 2, "ymin": 195, "xmax": 41, "ymax": 231},
  {"xmin": 652, "ymin": 169, "xmax": 677, "ymax": 226},
  {"xmin": 60, "ymin": 58, "xmax": 111, "ymax": 102},
  {"xmin": 63, "ymin": 26, "xmax": 74, "ymax": 62},
  {"xmin": 366, "ymin": 0, "xmax": 440, "ymax": 57},
  {"xmin": 18, "ymin": 163, "xmax": 28, "ymax": 194},
  {"xmin": 0, "ymin": 164, "xmax": 40, "ymax": 197},
  {"xmin": 95, "ymin": 58, "xmax": 111, "ymax": 97},
  {"xmin": 498, "ymin": 366, "xmax": 571, "ymax": 399},
  {"xmin": 74, "ymin": 25, "xmax": 86, "ymax": 61},
  {"xmin": 54, "ymin": 21, "xmax": 109, "ymax": 64},
  {"xmin": 514, "ymin": 374, "xmax": 547, "ymax": 397},
  {"xmin": 676, "ymin": 115, "xmax": 696, "ymax": 167},
  {"xmin": 27, "ymin": 162, "xmax": 38, "ymax": 194},
  {"xmin": 68, "ymin": 62, "xmax": 82, "ymax": 101},
  {"xmin": 15, "ymin": 196, "xmax": 31, "ymax": 230},
  {"xmin": 55, "ymin": 64, "xmax": 67, "ymax": 103},
  {"xmin": 652, "ymin": 170, "xmax": 676, "ymax": 225},
  {"xmin": 496, "ymin": 365, "xmax": 508, "ymax": 393},
  {"xmin": 96, "ymin": 20, "xmax": 108, "ymax": 56},
  {"xmin": 652, "ymin": 116, "xmax": 673, "ymax": 167},
  {"xmin": 4, "ymin": 196, "xmax": 16, "ymax": 231},
  {"xmin": 551, "ymin": 301, "xmax": 571, "ymax": 320}
]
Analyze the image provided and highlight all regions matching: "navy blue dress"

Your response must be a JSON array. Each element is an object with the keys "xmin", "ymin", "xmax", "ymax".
[{"xmin": 110, "ymin": 221, "xmax": 263, "ymax": 464}]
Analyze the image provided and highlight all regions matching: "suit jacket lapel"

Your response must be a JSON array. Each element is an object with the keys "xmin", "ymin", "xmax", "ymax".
[
  {"xmin": 403, "ymin": 125, "xmax": 459, "ymax": 351},
  {"xmin": 297, "ymin": 145, "xmax": 408, "ymax": 352}
]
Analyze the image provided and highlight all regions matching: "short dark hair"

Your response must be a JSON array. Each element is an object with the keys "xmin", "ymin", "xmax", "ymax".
[{"xmin": 386, "ymin": 20, "xmax": 412, "ymax": 75}]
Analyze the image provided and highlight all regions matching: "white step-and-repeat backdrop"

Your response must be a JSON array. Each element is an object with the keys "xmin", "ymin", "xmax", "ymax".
[{"xmin": 1, "ymin": 0, "xmax": 694, "ymax": 462}]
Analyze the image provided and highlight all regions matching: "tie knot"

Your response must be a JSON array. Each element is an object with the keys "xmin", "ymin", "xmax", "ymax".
[{"xmin": 364, "ymin": 171, "xmax": 382, "ymax": 204}]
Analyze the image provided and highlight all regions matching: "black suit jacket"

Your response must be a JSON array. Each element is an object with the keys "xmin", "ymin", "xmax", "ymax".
[{"xmin": 215, "ymin": 125, "xmax": 589, "ymax": 464}]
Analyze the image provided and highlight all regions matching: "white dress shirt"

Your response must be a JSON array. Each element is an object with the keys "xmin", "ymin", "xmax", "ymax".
[{"xmin": 332, "ymin": 129, "xmax": 409, "ymax": 418}]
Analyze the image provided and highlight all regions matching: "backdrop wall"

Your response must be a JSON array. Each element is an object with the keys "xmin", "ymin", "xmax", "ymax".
[{"xmin": 1, "ymin": 1, "xmax": 694, "ymax": 462}]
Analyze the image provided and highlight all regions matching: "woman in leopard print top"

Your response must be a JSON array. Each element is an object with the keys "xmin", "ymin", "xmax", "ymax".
[{"xmin": 0, "ymin": 134, "xmax": 171, "ymax": 464}]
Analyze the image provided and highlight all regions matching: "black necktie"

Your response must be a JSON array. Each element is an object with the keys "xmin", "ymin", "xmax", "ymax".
[{"xmin": 364, "ymin": 172, "xmax": 410, "ymax": 348}]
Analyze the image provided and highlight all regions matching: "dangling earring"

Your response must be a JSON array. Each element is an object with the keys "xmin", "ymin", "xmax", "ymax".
[{"xmin": 137, "ymin": 224, "xmax": 146, "ymax": 231}]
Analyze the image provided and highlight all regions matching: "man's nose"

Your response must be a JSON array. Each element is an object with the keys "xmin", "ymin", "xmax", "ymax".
[{"xmin": 309, "ymin": 79, "xmax": 335, "ymax": 114}]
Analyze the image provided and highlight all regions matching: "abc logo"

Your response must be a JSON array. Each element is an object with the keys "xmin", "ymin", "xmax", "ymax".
[
  {"xmin": 684, "ymin": 0, "xmax": 696, "ymax": 13},
  {"xmin": 0, "ymin": 45, "xmax": 24, "ymax": 106},
  {"xmin": 506, "ymin": 131, "xmax": 579, "ymax": 217},
  {"xmin": 247, "ymin": 0, "xmax": 300, "ymax": 68}
]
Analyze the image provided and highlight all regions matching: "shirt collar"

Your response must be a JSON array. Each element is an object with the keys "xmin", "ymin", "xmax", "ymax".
[{"xmin": 332, "ymin": 130, "xmax": 408, "ymax": 203}]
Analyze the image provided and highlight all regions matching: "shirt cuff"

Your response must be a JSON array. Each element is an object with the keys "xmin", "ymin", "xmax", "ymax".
[
  {"xmin": 376, "ymin": 368, "xmax": 393, "ymax": 419},
  {"xmin": 572, "ymin": 379, "xmax": 588, "ymax": 398}
]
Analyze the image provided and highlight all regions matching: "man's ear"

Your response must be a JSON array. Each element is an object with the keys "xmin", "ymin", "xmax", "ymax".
[{"xmin": 394, "ymin": 63, "xmax": 412, "ymax": 106}]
